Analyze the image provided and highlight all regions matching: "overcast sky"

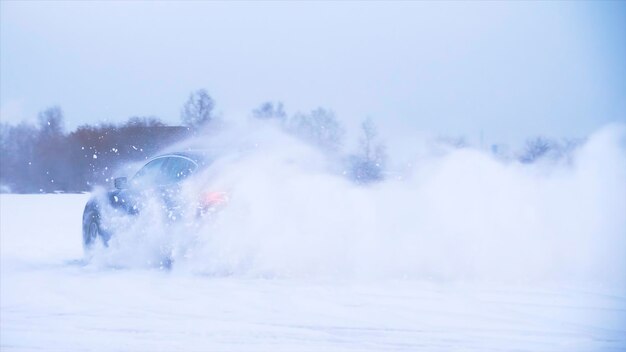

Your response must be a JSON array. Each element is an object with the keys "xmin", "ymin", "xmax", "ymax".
[{"xmin": 1, "ymin": 1, "xmax": 625, "ymax": 145}]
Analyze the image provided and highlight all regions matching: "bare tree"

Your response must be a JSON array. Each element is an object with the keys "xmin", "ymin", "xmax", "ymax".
[
  {"xmin": 37, "ymin": 106, "xmax": 64, "ymax": 136},
  {"xmin": 519, "ymin": 136, "xmax": 553, "ymax": 163},
  {"xmin": 181, "ymin": 89, "xmax": 215, "ymax": 129},
  {"xmin": 359, "ymin": 118, "xmax": 378, "ymax": 162},
  {"xmin": 33, "ymin": 106, "xmax": 68, "ymax": 191},
  {"xmin": 125, "ymin": 116, "xmax": 165, "ymax": 127},
  {"xmin": 0, "ymin": 122, "xmax": 38, "ymax": 192},
  {"xmin": 252, "ymin": 101, "xmax": 286, "ymax": 121},
  {"xmin": 287, "ymin": 108, "xmax": 345, "ymax": 152},
  {"xmin": 348, "ymin": 117, "xmax": 387, "ymax": 183}
]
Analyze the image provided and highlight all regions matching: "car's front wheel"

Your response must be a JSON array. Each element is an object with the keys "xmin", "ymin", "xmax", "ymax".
[{"xmin": 82, "ymin": 201, "xmax": 109, "ymax": 250}]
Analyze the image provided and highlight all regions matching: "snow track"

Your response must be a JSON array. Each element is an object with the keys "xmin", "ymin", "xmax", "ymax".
[{"xmin": 1, "ymin": 194, "xmax": 625, "ymax": 351}]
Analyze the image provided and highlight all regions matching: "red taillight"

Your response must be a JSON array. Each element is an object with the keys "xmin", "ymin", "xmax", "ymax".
[{"xmin": 199, "ymin": 191, "xmax": 228, "ymax": 209}]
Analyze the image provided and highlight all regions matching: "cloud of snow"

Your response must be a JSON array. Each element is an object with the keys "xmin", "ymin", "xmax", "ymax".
[{"xmin": 89, "ymin": 121, "xmax": 626, "ymax": 285}]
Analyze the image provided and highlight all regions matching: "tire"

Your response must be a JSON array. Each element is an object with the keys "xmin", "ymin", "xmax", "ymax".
[{"xmin": 82, "ymin": 201, "xmax": 109, "ymax": 250}]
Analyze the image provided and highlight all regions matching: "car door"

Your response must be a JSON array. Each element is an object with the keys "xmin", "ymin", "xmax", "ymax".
[{"xmin": 159, "ymin": 156, "xmax": 198, "ymax": 215}]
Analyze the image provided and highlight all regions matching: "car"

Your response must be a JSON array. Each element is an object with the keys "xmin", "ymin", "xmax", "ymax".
[{"xmin": 82, "ymin": 151, "xmax": 227, "ymax": 251}]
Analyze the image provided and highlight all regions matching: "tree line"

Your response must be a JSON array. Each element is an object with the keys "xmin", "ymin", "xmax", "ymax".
[
  {"xmin": 0, "ymin": 89, "xmax": 388, "ymax": 193},
  {"xmin": 1, "ymin": 88, "xmax": 580, "ymax": 193}
]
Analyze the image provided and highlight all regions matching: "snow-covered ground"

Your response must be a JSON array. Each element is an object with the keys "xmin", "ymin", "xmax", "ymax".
[{"xmin": 1, "ymin": 194, "xmax": 625, "ymax": 351}]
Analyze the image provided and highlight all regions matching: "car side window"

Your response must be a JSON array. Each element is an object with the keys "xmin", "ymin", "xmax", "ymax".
[
  {"xmin": 132, "ymin": 157, "xmax": 167, "ymax": 186},
  {"xmin": 162, "ymin": 157, "xmax": 197, "ymax": 183}
]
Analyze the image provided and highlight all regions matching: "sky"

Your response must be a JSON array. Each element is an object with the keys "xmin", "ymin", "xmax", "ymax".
[{"xmin": 1, "ymin": 1, "xmax": 625, "ymax": 145}]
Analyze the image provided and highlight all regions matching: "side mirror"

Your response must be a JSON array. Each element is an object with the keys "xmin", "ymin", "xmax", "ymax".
[{"xmin": 114, "ymin": 177, "xmax": 128, "ymax": 190}]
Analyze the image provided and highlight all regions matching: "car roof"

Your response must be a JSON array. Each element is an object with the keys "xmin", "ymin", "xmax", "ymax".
[{"xmin": 150, "ymin": 150, "xmax": 212, "ymax": 169}]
